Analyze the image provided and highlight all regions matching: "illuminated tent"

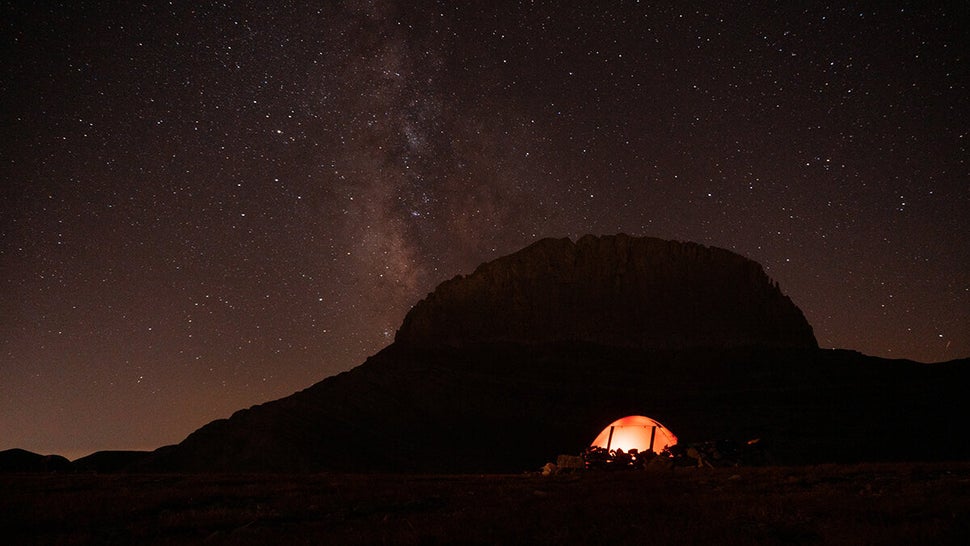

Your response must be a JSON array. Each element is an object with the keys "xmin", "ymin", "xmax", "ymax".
[{"xmin": 590, "ymin": 415, "xmax": 678, "ymax": 454}]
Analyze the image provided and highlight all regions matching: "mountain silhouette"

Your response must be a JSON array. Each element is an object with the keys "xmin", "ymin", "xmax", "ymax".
[
  {"xmin": 397, "ymin": 235, "xmax": 817, "ymax": 350},
  {"xmin": 133, "ymin": 235, "xmax": 968, "ymax": 473},
  {"xmin": 0, "ymin": 449, "xmax": 71, "ymax": 473}
]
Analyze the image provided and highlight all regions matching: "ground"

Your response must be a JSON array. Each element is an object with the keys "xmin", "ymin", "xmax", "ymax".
[{"xmin": 3, "ymin": 462, "xmax": 969, "ymax": 545}]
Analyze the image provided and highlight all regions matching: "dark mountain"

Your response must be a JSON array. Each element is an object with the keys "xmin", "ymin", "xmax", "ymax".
[
  {"xmin": 0, "ymin": 449, "xmax": 72, "ymax": 473},
  {"xmin": 397, "ymin": 235, "xmax": 818, "ymax": 350},
  {"xmin": 72, "ymin": 451, "xmax": 152, "ymax": 473},
  {"xmin": 137, "ymin": 235, "xmax": 969, "ymax": 473}
]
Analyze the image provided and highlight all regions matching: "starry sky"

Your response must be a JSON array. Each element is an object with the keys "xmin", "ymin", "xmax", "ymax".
[{"xmin": 2, "ymin": 1, "xmax": 967, "ymax": 459}]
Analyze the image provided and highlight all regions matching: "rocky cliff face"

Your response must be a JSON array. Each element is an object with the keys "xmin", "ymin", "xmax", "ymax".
[{"xmin": 397, "ymin": 234, "xmax": 818, "ymax": 350}]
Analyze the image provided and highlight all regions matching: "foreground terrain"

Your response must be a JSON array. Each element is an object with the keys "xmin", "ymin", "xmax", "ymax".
[{"xmin": 3, "ymin": 462, "xmax": 969, "ymax": 545}]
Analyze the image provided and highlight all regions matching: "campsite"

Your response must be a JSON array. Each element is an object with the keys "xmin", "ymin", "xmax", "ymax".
[{"xmin": 3, "ymin": 462, "xmax": 969, "ymax": 544}]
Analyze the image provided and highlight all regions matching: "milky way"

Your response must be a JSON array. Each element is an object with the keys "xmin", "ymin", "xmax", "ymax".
[{"xmin": 1, "ymin": 1, "xmax": 967, "ymax": 457}]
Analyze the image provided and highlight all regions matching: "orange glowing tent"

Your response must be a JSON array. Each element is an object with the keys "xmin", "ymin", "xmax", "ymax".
[{"xmin": 590, "ymin": 415, "xmax": 678, "ymax": 454}]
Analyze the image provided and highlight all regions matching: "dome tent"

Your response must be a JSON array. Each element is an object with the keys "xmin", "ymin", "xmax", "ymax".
[{"xmin": 590, "ymin": 415, "xmax": 678, "ymax": 454}]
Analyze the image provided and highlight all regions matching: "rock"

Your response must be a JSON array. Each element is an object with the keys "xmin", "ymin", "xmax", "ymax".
[
  {"xmin": 686, "ymin": 446, "xmax": 712, "ymax": 468},
  {"xmin": 556, "ymin": 454, "xmax": 585, "ymax": 472},
  {"xmin": 396, "ymin": 234, "xmax": 817, "ymax": 350},
  {"xmin": 645, "ymin": 455, "xmax": 675, "ymax": 471}
]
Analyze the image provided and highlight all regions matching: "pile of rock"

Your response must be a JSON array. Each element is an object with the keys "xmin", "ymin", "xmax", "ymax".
[
  {"xmin": 668, "ymin": 439, "xmax": 769, "ymax": 468},
  {"xmin": 542, "ymin": 438, "xmax": 769, "ymax": 474},
  {"xmin": 542, "ymin": 447, "xmax": 675, "ymax": 474}
]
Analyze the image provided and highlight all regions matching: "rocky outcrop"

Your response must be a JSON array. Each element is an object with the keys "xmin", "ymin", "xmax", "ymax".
[{"xmin": 397, "ymin": 234, "xmax": 817, "ymax": 350}]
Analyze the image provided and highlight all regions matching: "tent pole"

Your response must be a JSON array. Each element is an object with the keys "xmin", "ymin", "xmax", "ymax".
[
  {"xmin": 649, "ymin": 426, "xmax": 657, "ymax": 452},
  {"xmin": 606, "ymin": 426, "xmax": 615, "ymax": 451}
]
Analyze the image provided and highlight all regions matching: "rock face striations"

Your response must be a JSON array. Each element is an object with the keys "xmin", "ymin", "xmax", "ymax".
[{"xmin": 397, "ymin": 234, "xmax": 817, "ymax": 350}]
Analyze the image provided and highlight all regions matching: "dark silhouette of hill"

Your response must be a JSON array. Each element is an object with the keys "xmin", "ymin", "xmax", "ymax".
[
  {"xmin": 0, "ymin": 449, "xmax": 71, "ymax": 473},
  {"xmin": 127, "ymin": 235, "xmax": 968, "ymax": 473},
  {"xmin": 71, "ymin": 451, "xmax": 152, "ymax": 473},
  {"xmin": 0, "ymin": 449, "xmax": 158, "ymax": 474},
  {"xmin": 138, "ymin": 344, "xmax": 969, "ymax": 473}
]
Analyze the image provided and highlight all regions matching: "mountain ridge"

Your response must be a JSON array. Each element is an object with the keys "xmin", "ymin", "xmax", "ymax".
[
  {"xmin": 126, "ymin": 235, "xmax": 963, "ymax": 472},
  {"xmin": 8, "ymin": 234, "xmax": 966, "ymax": 473},
  {"xmin": 397, "ymin": 234, "xmax": 817, "ymax": 350}
]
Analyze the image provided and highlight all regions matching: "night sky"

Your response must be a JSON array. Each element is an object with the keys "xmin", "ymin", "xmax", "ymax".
[{"xmin": 2, "ymin": 1, "xmax": 967, "ymax": 459}]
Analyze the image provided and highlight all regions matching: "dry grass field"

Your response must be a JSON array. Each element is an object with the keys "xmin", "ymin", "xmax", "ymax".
[{"xmin": 3, "ymin": 462, "xmax": 969, "ymax": 545}]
